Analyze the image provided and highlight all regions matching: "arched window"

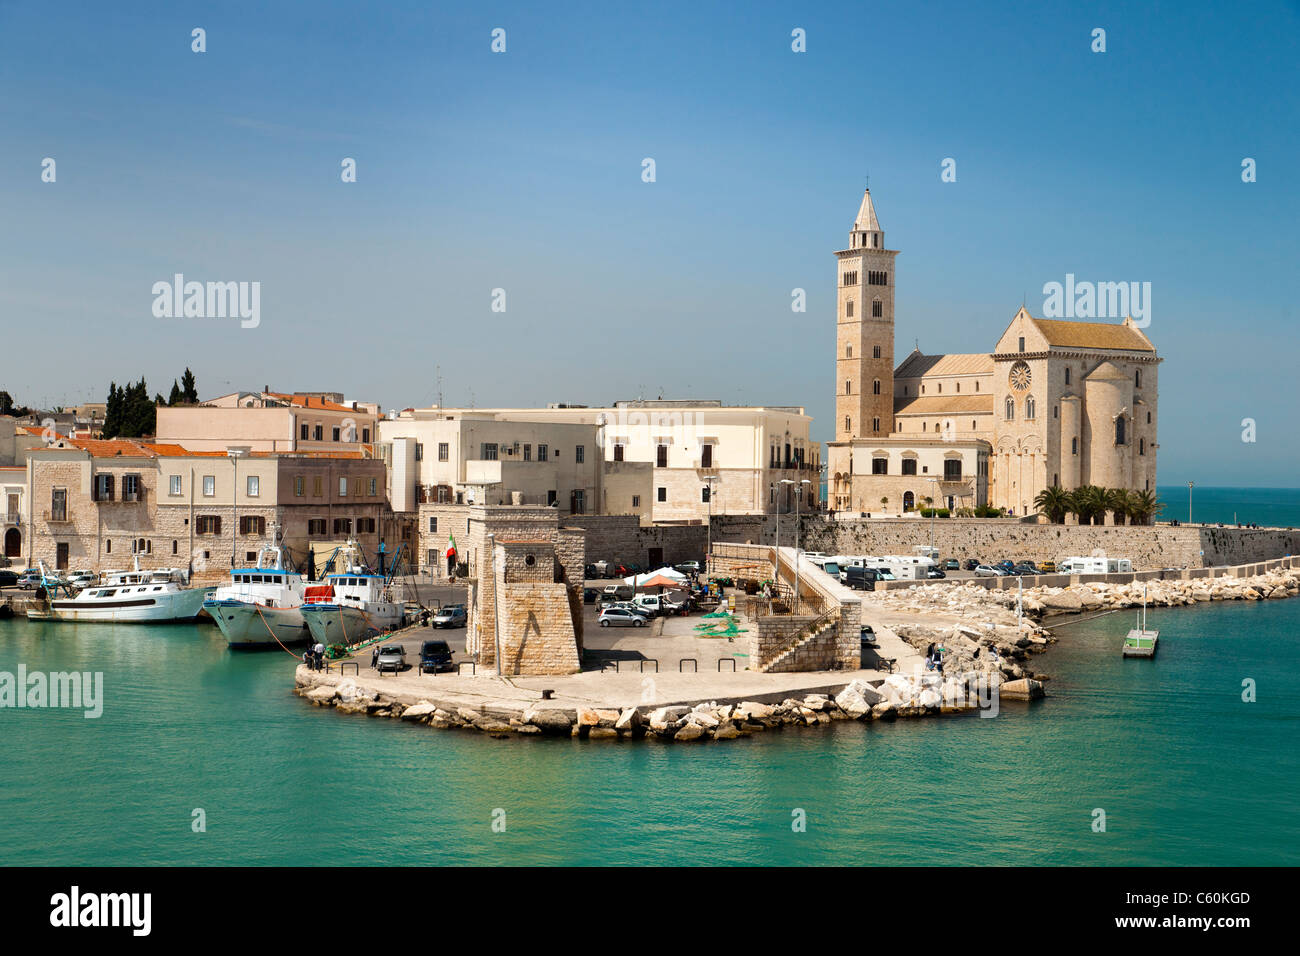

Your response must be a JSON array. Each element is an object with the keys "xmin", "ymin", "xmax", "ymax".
[
  {"xmin": 872, "ymin": 297, "xmax": 882, "ymax": 318},
  {"xmin": 1005, "ymin": 397, "xmax": 1015, "ymax": 420},
  {"xmin": 1071, "ymin": 437, "xmax": 1078, "ymax": 455},
  {"xmin": 1116, "ymin": 416, "xmax": 1127, "ymax": 445},
  {"xmin": 845, "ymin": 416, "xmax": 851, "ymax": 433},
  {"xmin": 1135, "ymin": 369, "xmax": 1142, "ymax": 388},
  {"xmin": 846, "ymin": 300, "xmax": 854, "ymax": 318},
  {"xmin": 845, "ymin": 380, "xmax": 852, "ymax": 395},
  {"xmin": 1025, "ymin": 397, "xmax": 1036, "ymax": 419},
  {"xmin": 872, "ymin": 379, "xmax": 881, "ymax": 395},
  {"xmin": 845, "ymin": 344, "xmax": 852, "ymax": 357},
  {"xmin": 1139, "ymin": 438, "xmax": 1145, "ymax": 455}
]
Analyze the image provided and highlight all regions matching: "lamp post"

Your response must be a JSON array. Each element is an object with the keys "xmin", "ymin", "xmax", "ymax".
[
  {"xmin": 702, "ymin": 474, "xmax": 718, "ymax": 575},
  {"xmin": 1188, "ymin": 481, "xmax": 1194, "ymax": 525},
  {"xmin": 486, "ymin": 531, "xmax": 503, "ymax": 676},
  {"xmin": 226, "ymin": 447, "xmax": 249, "ymax": 569},
  {"xmin": 779, "ymin": 478, "xmax": 813, "ymax": 612},
  {"xmin": 927, "ymin": 476, "xmax": 941, "ymax": 558}
]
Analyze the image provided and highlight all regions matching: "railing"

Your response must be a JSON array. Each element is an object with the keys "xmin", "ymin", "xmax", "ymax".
[
  {"xmin": 42, "ymin": 510, "xmax": 70, "ymax": 523},
  {"xmin": 327, "ymin": 661, "xmax": 359, "ymax": 675},
  {"xmin": 2, "ymin": 512, "xmax": 20, "ymax": 525},
  {"xmin": 760, "ymin": 606, "xmax": 841, "ymax": 671}
]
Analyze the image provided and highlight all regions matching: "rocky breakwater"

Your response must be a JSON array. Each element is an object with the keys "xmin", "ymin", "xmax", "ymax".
[
  {"xmin": 294, "ymin": 666, "xmax": 1043, "ymax": 744},
  {"xmin": 1025, "ymin": 568, "xmax": 1300, "ymax": 613},
  {"xmin": 864, "ymin": 582, "xmax": 1056, "ymax": 683}
]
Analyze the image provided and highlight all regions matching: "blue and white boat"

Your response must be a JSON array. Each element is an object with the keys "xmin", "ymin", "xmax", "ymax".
[
  {"xmin": 301, "ymin": 540, "xmax": 404, "ymax": 647},
  {"xmin": 203, "ymin": 542, "xmax": 308, "ymax": 648}
]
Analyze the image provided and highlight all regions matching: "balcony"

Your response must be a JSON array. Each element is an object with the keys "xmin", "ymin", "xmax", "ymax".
[
  {"xmin": 3, "ymin": 512, "xmax": 20, "ymax": 526},
  {"xmin": 42, "ymin": 510, "xmax": 71, "ymax": 523}
]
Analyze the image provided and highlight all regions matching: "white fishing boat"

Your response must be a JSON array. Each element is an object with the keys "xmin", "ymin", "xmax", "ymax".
[
  {"xmin": 301, "ymin": 540, "xmax": 404, "ymax": 646},
  {"xmin": 203, "ymin": 541, "xmax": 309, "ymax": 648},
  {"xmin": 26, "ymin": 560, "xmax": 210, "ymax": 624},
  {"xmin": 1122, "ymin": 585, "xmax": 1159, "ymax": 659}
]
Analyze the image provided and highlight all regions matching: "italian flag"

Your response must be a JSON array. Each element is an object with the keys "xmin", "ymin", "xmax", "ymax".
[{"xmin": 446, "ymin": 534, "xmax": 457, "ymax": 559}]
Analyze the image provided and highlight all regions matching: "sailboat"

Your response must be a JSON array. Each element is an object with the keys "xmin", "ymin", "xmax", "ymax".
[
  {"xmin": 1122, "ymin": 585, "xmax": 1159, "ymax": 658},
  {"xmin": 301, "ymin": 540, "xmax": 404, "ymax": 646}
]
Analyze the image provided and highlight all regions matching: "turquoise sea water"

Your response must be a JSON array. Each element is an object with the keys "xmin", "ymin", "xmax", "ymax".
[
  {"xmin": 1156, "ymin": 485, "xmax": 1300, "ymax": 529},
  {"xmin": 2, "ymin": 594, "xmax": 1298, "ymax": 866}
]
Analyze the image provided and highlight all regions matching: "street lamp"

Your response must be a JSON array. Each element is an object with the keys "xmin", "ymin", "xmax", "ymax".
[
  {"xmin": 780, "ymin": 478, "xmax": 813, "ymax": 612},
  {"xmin": 486, "ymin": 531, "xmax": 503, "ymax": 676},
  {"xmin": 702, "ymin": 474, "xmax": 719, "ymax": 575},
  {"xmin": 226, "ymin": 447, "xmax": 250, "ymax": 568},
  {"xmin": 926, "ymin": 476, "xmax": 941, "ymax": 558},
  {"xmin": 1188, "ymin": 481, "xmax": 1194, "ymax": 525}
]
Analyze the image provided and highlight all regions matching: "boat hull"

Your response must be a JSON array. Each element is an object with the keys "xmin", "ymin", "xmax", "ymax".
[
  {"xmin": 302, "ymin": 602, "xmax": 403, "ymax": 646},
  {"xmin": 204, "ymin": 600, "xmax": 309, "ymax": 648},
  {"xmin": 27, "ymin": 587, "xmax": 212, "ymax": 624}
]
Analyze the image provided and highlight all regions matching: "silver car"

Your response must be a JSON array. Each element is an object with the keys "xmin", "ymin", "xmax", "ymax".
[
  {"xmin": 375, "ymin": 645, "xmax": 407, "ymax": 672},
  {"xmin": 598, "ymin": 607, "xmax": 648, "ymax": 628},
  {"xmin": 432, "ymin": 604, "xmax": 467, "ymax": 628}
]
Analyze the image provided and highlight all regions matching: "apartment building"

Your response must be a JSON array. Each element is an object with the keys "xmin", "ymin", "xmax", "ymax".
[{"xmin": 155, "ymin": 390, "xmax": 380, "ymax": 454}]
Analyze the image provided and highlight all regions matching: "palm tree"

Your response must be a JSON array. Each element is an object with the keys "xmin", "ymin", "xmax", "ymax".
[
  {"xmin": 1128, "ymin": 488, "xmax": 1163, "ymax": 525},
  {"xmin": 1105, "ymin": 488, "xmax": 1131, "ymax": 525},
  {"xmin": 1033, "ymin": 485, "xmax": 1072, "ymax": 524},
  {"xmin": 1070, "ymin": 485, "xmax": 1106, "ymax": 525}
]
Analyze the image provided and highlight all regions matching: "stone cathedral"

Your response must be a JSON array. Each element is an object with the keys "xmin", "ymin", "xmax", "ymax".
[{"xmin": 826, "ymin": 188, "xmax": 1160, "ymax": 518}]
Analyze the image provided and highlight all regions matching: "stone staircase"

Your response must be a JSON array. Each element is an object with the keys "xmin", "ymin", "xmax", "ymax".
[{"xmin": 760, "ymin": 608, "xmax": 842, "ymax": 673}]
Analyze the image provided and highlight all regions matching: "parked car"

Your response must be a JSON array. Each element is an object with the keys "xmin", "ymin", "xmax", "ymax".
[
  {"xmin": 1016, "ymin": 560, "xmax": 1040, "ymax": 572},
  {"xmin": 674, "ymin": 561, "xmax": 702, "ymax": 575},
  {"xmin": 943, "ymin": 558, "xmax": 960, "ymax": 571},
  {"xmin": 601, "ymin": 584, "xmax": 635, "ymax": 602},
  {"xmin": 841, "ymin": 566, "xmax": 877, "ymax": 591},
  {"xmin": 598, "ymin": 607, "xmax": 648, "ymax": 628},
  {"xmin": 974, "ymin": 565, "xmax": 1008, "ymax": 577},
  {"xmin": 632, "ymin": 594, "xmax": 663, "ymax": 616},
  {"xmin": 925, "ymin": 568, "xmax": 947, "ymax": 579},
  {"xmin": 375, "ymin": 644, "xmax": 407, "ymax": 672},
  {"xmin": 418, "ymin": 639, "xmax": 454, "ymax": 674},
  {"xmin": 1040, "ymin": 561, "xmax": 1057, "ymax": 573},
  {"xmin": 964, "ymin": 559, "xmax": 982, "ymax": 571},
  {"xmin": 583, "ymin": 587, "xmax": 599, "ymax": 604},
  {"xmin": 17, "ymin": 570, "xmax": 44, "ymax": 590},
  {"xmin": 1011, "ymin": 564, "xmax": 1041, "ymax": 576},
  {"xmin": 996, "ymin": 560, "xmax": 1016, "ymax": 571},
  {"xmin": 860, "ymin": 625, "xmax": 878, "ymax": 649},
  {"xmin": 870, "ymin": 567, "xmax": 896, "ymax": 581},
  {"xmin": 431, "ymin": 604, "xmax": 467, "ymax": 628},
  {"xmin": 0, "ymin": 570, "xmax": 18, "ymax": 588},
  {"xmin": 605, "ymin": 601, "xmax": 652, "ymax": 618},
  {"xmin": 584, "ymin": 564, "xmax": 599, "ymax": 579},
  {"xmin": 68, "ymin": 570, "xmax": 98, "ymax": 588}
]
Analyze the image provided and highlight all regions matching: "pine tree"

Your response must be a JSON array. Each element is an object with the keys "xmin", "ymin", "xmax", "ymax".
[
  {"xmin": 168, "ymin": 380, "xmax": 183, "ymax": 406},
  {"xmin": 180, "ymin": 368, "xmax": 198, "ymax": 404},
  {"xmin": 103, "ymin": 382, "xmax": 122, "ymax": 438}
]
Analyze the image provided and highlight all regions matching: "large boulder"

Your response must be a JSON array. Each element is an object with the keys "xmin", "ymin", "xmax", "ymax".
[
  {"xmin": 576, "ymin": 707, "xmax": 602, "ymax": 727},
  {"xmin": 1042, "ymin": 591, "xmax": 1083, "ymax": 612},
  {"xmin": 734, "ymin": 701, "xmax": 774, "ymax": 721},
  {"xmin": 400, "ymin": 702, "xmax": 438, "ymax": 721},
  {"xmin": 648, "ymin": 706, "xmax": 689, "ymax": 732},
  {"xmin": 525, "ymin": 709, "xmax": 575, "ymax": 734},
  {"xmin": 306, "ymin": 685, "xmax": 337, "ymax": 704},
  {"xmin": 614, "ymin": 708, "xmax": 642, "ymax": 732},
  {"xmin": 1000, "ymin": 678, "xmax": 1046, "ymax": 700},
  {"xmin": 674, "ymin": 723, "xmax": 706, "ymax": 742},
  {"xmin": 835, "ymin": 680, "xmax": 884, "ymax": 719}
]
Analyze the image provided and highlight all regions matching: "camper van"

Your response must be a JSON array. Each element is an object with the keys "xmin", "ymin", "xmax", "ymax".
[{"xmin": 1059, "ymin": 556, "xmax": 1133, "ymax": 574}]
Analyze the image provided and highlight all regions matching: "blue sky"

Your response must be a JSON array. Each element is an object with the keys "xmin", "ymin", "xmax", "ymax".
[{"xmin": 1, "ymin": 1, "xmax": 1297, "ymax": 485}]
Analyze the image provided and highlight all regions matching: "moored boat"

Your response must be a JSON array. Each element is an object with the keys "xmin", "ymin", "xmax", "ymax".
[
  {"xmin": 301, "ymin": 540, "xmax": 404, "ymax": 647},
  {"xmin": 26, "ymin": 561, "xmax": 211, "ymax": 624},
  {"xmin": 203, "ymin": 542, "xmax": 308, "ymax": 648}
]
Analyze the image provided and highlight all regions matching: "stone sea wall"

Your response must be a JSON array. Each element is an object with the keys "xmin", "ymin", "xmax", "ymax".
[
  {"xmin": 293, "ymin": 666, "xmax": 1045, "ymax": 743},
  {"xmin": 713, "ymin": 515, "xmax": 1300, "ymax": 570}
]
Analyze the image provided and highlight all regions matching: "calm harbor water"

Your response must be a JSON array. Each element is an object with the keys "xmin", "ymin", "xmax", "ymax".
[{"xmin": 2, "ymin": 596, "xmax": 1297, "ymax": 866}]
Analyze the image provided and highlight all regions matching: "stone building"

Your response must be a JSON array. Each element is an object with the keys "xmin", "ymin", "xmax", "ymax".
[
  {"xmin": 388, "ymin": 400, "xmax": 818, "ymax": 523},
  {"xmin": 827, "ymin": 188, "xmax": 1160, "ymax": 518},
  {"xmin": 24, "ymin": 439, "xmax": 390, "ymax": 577}
]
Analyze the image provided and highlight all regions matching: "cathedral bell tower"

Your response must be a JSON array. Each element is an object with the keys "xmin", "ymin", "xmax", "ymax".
[{"xmin": 835, "ymin": 187, "xmax": 898, "ymax": 442}]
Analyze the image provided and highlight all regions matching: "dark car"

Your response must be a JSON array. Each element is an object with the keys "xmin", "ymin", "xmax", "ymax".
[
  {"xmin": 926, "ymin": 568, "xmax": 947, "ymax": 579},
  {"xmin": 583, "ymin": 587, "xmax": 599, "ymax": 604},
  {"xmin": 860, "ymin": 625, "xmax": 878, "ymax": 649},
  {"xmin": 996, "ymin": 560, "xmax": 1016, "ymax": 571},
  {"xmin": 943, "ymin": 558, "xmax": 960, "ymax": 571},
  {"xmin": 964, "ymin": 559, "xmax": 982, "ymax": 571},
  {"xmin": 1011, "ymin": 563, "xmax": 1040, "ymax": 576},
  {"xmin": 418, "ymin": 639, "xmax": 454, "ymax": 674},
  {"xmin": 0, "ymin": 570, "xmax": 18, "ymax": 588},
  {"xmin": 584, "ymin": 564, "xmax": 599, "ymax": 579},
  {"xmin": 842, "ymin": 566, "xmax": 877, "ymax": 591}
]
